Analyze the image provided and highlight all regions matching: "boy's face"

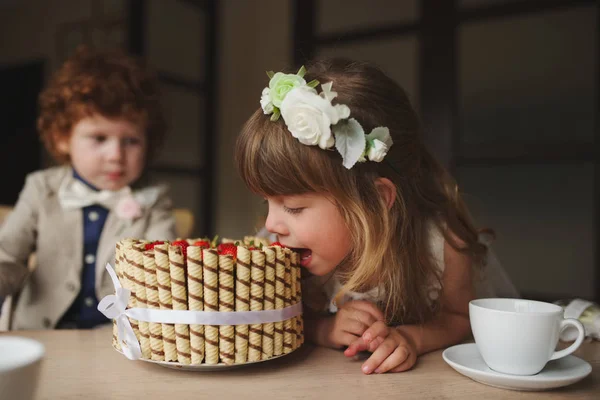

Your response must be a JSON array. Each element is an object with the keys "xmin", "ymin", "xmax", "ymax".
[
  {"xmin": 264, "ymin": 193, "xmax": 352, "ymax": 276},
  {"xmin": 58, "ymin": 114, "xmax": 147, "ymax": 191}
]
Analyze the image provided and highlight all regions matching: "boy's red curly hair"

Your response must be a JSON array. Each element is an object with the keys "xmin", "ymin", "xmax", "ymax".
[{"xmin": 38, "ymin": 46, "xmax": 166, "ymax": 164}]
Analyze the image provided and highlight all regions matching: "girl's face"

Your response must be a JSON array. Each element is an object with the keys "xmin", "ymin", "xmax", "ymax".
[
  {"xmin": 58, "ymin": 114, "xmax": 147, "ymax": 191},
  {"xmin": 264, "ymin": 193, "xmax": 352, "ymax": 276}
]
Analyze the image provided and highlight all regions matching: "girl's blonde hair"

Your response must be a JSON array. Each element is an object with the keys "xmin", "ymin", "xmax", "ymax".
[{"xmin": 235, "ymin": 59, "xmax": 485, "ymax": 324}]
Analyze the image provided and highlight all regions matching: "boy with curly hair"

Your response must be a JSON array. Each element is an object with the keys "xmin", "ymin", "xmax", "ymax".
[{"xmin": 0, "ymin": 46, "xmax": 176, "ymax": 330}]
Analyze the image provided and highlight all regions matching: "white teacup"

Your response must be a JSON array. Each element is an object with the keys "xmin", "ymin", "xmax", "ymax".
[
  {"xmin": 469, "ymin": 298, "xmax": 585, "ymax": 376},
  {"xmin": 0, "ymin": 336, "xmax": 45, "ymax": 400}
]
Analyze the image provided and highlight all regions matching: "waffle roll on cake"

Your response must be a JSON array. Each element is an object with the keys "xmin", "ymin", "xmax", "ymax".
[
  {"xmin": 290, "ymin": 250, "xmax": 299, "ymax": 350},
  {"xmin": 169, "ymin": 245, "xmax": 192, "ymax": 364},
  {"xmin": 154, "ymin": 243, "xmax": 178, "ymax": 362},
  {"xmin": 113, "ymin": 242, "xmax": 124, "ymax": 351},
  {"xmin": 203, "ymin": 248, "xmax": 220, "ymax": 364},
  {"xmin": 121, "ymin": 240, "xmax": 141, "ymax": 344},
  {"xmin": 218, "ymin": 252, "xmax": 235, "ymax": 364},
  {"xmin": 273, "ymin": 246, "xmax": 286, "ymax": 356},
  {"xmin": 128, "ymin": 243, "xmax": 151, "ymax": 359},
  {"xmin": 143, "ymin": 248, "xmax": 165, "ymax": 361},
  {"xmin": 248, "ymin": 249, "xmax": 265, "ymax": 361},
  {"xmin": 235, "ymin": 246, "xmax": 251, "ymax": 363},
  {"xmin": 110, "ymin": 238, "xmax": 303, "ymax": 366},
  {"xmin": 294, "ymin": 253, "xmax": 304, "ymax": 347},
  {"xmin": 262, "ymin": 247, "xmax": 276, "ymax": 359},
  {"xmin": 283, "ymin": 249, "xmax": 294, "ymax": 354},
  {"xmin": 187, "ymin": 245, "xmax": 205, "ymax": 364},
  {"xmin": 115, "ymin": 239, "xmax": 135, "ymax": 345}
]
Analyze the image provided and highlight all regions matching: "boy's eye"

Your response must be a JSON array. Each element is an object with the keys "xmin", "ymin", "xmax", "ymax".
[
  {"xmin": 123, "ymin": 137, "xmax": 141, "ymax": 146},
  {"xmin": 91, "ymin": 135, "xmax": 107, "ymax": 143},
  {"xmin": 283, "ymin": 205, "xmax": 303, "ymax": 215}
]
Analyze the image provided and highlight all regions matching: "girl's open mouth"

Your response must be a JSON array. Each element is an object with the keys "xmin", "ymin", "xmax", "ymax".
[{"xmin": 297, "ymin": 248, "xmax": 312, "ymax": 267}]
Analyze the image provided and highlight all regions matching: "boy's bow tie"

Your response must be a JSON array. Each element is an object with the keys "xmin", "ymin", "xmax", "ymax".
[{"xmin": 58, "ymin": 178, "xmax": 131, "ymax": 210}]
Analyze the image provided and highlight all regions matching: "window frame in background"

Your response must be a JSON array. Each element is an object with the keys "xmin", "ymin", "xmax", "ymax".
[
  {"xmin": 293, "ymin": 0, "xmax": 599, "ymax": 302},
  {"xmin": 128, "ymin": 0, "xmax": 218, "ymax": 237}
]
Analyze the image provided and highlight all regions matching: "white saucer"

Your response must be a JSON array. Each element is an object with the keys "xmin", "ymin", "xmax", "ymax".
[{"xmin": 442, "ymin": 343, "xmax": 592, "ymax": 391}]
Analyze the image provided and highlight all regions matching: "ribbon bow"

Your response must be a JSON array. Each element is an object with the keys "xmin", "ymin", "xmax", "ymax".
[
  {"xmin": 97, "ymin": 264, "xmax": 142, "ymax": 360},
  {"xmin": 58, "ymin": 177, "xmax": 132, "ymax": 211}
]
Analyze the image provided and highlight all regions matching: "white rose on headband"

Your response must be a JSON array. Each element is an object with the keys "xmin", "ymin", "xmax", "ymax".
[
  {"xmin": 260, "ymin": 88, "xmax": 274, "ymax": 114},
  {"xmin": 269, "ymin": 72, "xmax": 306, "ymax": 107},
  {"xmin": 281, "ymin": 86, "xmax": 349, "ymax": 150},
  {"xmin": 366, "ymin": 127, "xmax": 393, "ymax": 162},
  {"xmin": 367, "ymin": 139, "xmax": 388, "ymax": 162}
]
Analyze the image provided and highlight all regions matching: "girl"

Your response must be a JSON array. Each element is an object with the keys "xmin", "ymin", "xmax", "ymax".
[
  {"xmin": 236, "ymin": 59, "xmax": 518, "ymax": 374},
  {"xmin": 0, "ymin": 47, "xmax": 176, "ymax": 330}
]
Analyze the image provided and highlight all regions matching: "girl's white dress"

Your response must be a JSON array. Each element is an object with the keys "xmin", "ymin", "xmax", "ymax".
[{"xmin": 257, "ymin": 223, "xmax": 519, "ymax": 314}]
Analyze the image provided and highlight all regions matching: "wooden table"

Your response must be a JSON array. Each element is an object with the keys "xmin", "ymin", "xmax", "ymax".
[{"xmin": 2, "ymin": 329, "xmax": 598, "ymax": 399}]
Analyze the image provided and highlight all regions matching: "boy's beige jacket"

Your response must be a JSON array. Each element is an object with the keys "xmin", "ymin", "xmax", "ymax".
[{"xmin": 0, "ymin": 166, "xmax": 176, "ymax": 330}]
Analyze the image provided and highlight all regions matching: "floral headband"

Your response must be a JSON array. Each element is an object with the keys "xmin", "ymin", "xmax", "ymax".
[{"xmin": 260, "ymin": 66, "xmax": 393, "ymax": 169}]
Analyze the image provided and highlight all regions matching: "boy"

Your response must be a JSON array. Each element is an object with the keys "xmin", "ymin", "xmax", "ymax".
[{"xmin": 0, "ymin": 47, "xmax": 176, "ymax": 329}]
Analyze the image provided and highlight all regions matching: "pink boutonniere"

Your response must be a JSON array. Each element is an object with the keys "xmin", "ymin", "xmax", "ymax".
[{"xmin": 115, "ymin": 195, "xmax": 143, "ymax": 221}]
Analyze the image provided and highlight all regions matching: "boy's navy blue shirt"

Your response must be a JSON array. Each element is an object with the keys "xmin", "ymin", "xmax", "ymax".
[{"xmin": 57, "ymin": 169, "xmax": 110, "ymax": 329}]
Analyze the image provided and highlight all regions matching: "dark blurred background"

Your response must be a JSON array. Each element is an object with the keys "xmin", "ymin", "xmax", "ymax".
[{"xmin": 0, "ymin": 0, "xmax": 597, "ymax": 303}]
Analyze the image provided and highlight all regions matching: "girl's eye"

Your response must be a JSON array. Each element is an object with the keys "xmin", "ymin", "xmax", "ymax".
[{"xmin": 283, "ymin": 205, "xmax": 303, "ymax": 215}]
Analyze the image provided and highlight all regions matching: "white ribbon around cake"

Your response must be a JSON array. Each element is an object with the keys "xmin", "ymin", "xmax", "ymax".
[{"xmin": 97, "ymin": 263, "xmax": 303, "ymax": 361}]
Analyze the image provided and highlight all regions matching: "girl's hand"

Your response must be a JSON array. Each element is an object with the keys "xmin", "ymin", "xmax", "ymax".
[
  {"xmin": 315, "ymin": 300, "xmax": 385, "ymax": 349},
  {"xmin": 344, "ymin": 321, "xmax": 418, "ymax": 374}
]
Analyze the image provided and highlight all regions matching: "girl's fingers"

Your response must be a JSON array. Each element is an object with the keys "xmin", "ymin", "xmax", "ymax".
[
  {"xmin": 367, "ymin": 336, "xmax": 384, "ymax": 352},
  {"xmin": 346, "ymin": 309, "xmax": 379, "ymax": 329},
  {"xmin": 360, "ymin": 337, "xmax": 397, "ymax": 374},
  {"xmin": 340, "ymin": 307, "xmax": 378, "ymax": 329},
  {"xmin": 345, "ymin": 335, "xmax": 384, "ymax": 357},
  {"xmin": 344, "ymin": 337, "xmax": 368, "ymax": 357},
  {"xmin": 361, "ymin": 320, "xmax": 389, "ymax": 343},
  {"xmin": 342, "ymin": 318, "xmax": 370, "ymax": 337},
  {"xmin": 389, "ymin": 351, "xmax": 417, "ymax": 373},
  {"xmin": 373, "ymin": 345, "xmax": 410, "ymax": 374},
  {"xmin": 345, "ymin": 301, "xmax": 385, "ymax": 322},
  {"xmin": 337, "ymin": 331, "xmax": 360, "ymax": 348}
]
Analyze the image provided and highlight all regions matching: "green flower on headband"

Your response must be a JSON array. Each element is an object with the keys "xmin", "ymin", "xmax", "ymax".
[
  {"xmin": 269, "ymin": 72, "xmax": 305, "ymax": 108},
  {"xmin": 261, "ymin": 66, "xmax": 319, "ymax": 122}
]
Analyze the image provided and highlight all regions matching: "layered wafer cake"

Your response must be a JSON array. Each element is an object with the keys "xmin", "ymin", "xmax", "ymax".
[{"xmin": 113, "ymin": 238, "xmax": 303, "ymax": 365}]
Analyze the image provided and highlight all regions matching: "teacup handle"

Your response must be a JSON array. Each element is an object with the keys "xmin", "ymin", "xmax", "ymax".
[{"xmin": 550, "ymin": 318, "xmax": 585, "ymax": 361}]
